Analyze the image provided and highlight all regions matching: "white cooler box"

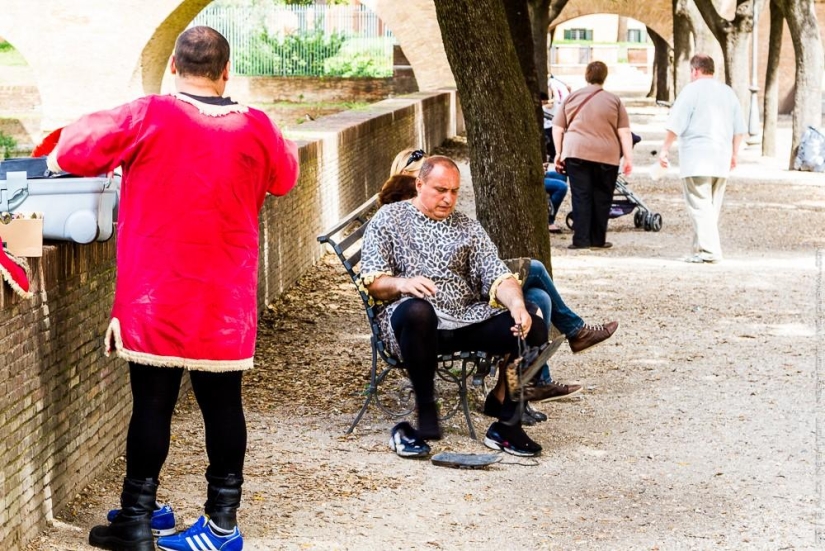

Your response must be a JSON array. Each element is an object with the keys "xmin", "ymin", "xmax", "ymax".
[{"xmin": 0, "ymin": 158, "xmax": 118, "ymax": 244}]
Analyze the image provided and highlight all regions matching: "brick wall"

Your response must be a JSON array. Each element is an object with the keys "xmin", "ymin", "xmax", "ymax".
[
  {"xmin": 0, "ymin": 89, "xmax": 459, "ymax": 548},
  {"xmin": 226, "ymin": 76, "xmax": 399, "ymax": 105},
  {"xmin": 0, "ymin": 240, "xmax": 122, "ymax": 549},
  {"xmin": 0, "ymin": 86, "xmax": 39, "ymax": 114}
]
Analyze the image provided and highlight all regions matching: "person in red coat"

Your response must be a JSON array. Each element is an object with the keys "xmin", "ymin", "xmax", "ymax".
[{"xmin": 47, "ymin": 26, "xmax": 299, "ymax": 551}]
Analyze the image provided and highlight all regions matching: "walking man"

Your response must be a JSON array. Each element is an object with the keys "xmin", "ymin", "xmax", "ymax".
[
  {"xmin": 658, "ymin": 54, "xmax": 746, "ymax": 263},
  {"xmin": 47, "ymin": 26, "xmax": 299, "ymax": 551}
]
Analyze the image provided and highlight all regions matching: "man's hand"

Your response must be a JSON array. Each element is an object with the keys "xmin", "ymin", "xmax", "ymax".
[
  {"xmin": 509, "ymin": 305, "xmax": 532, "ymax": 337},
  {"xmin": 730, "ymin": 153, "xmax": 738, "ymax": 170},
  {"xmin": 365, "ymin": 274, "xmax": 437, "ymax": 301},
  {"xmin": 659, "ymin": 131, "xmax": 677, "ymax": 168},
  {"xmin": 397, "ymin": 275, "xmax": 437, "ymax": 299},
  {"xmin": 495, "ymin": 277, "xmax": 531, "ymax": 336}
]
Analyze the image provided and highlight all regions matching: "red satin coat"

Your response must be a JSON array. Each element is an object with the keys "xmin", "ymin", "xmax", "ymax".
[{"xmin": 53, "ymin": 94, "xmax": 299, "ymax": 371}]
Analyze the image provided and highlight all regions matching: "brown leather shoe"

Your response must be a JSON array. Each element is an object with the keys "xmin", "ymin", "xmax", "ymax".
[
  {"xmin": 568, "ymin": 321, "xmax": 618, "ymax": 353},
  {"xmin": 523, "ymin": 381, "xmax": 583, "ymax": 402}
]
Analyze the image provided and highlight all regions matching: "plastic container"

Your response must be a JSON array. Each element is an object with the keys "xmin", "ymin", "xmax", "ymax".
[
  {"xmin": 649, "ymin": 161, "xmax": 667, "ymax": 181},
  {"xmin": 0, "ymin": 169, "xmax": 118, "ymax": 244}
]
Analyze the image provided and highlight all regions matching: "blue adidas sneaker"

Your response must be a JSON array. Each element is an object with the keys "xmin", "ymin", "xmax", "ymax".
[
  {"xmin": 157, "ymin": 515, "xmax": 243, "ymax": 551},
  {"xmin": 106, "ymin": 502, "xmax": 176, "ymax": 536}
]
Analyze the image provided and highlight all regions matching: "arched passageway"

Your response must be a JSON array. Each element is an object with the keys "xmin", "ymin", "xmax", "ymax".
[{"xmin": 549, "ymin": 13, "xmax": 660, "ymax": 95}]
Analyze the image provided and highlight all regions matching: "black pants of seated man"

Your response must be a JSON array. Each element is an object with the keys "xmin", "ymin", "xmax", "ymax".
[{"xmin": 391, "ymin": 298, "xmax": 547, "ymax": 439}]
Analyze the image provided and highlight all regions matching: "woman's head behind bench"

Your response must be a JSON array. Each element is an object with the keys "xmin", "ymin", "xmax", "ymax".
[{"xmin": 379, "ymin": 148, "xmax": 428, "ymax": 206}]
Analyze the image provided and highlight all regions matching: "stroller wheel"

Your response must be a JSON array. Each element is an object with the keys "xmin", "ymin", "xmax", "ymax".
[
  {"xmin": 634, "ymin": 210, "xmax": 645, "ymax": 228},
  {"xmin": 651, "ymin": 213, "xmax": 663, "ymax": 232},
  {"xmin": 566, "ymin": 212, "xmax": 574, "ymax": 230},
  {"xmin": 644, "ymin": 213, "xmax": 653, "ymax": 231}
]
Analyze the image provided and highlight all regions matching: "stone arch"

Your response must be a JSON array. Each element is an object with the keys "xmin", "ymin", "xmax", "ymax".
[
  {"xmin": 362, "ymin": 0, "xmax": 456, "ymax": 90},
  {"xmin": 551, "ymin": 0, "xmax": 674, "ymax": 45},
  {"xmin": 135, "ymin": 0, "xmax": 439, "ymax": 95},
  {"xmin": 131, "ymin": 0, "xmax": 213, "ymax": 94}
]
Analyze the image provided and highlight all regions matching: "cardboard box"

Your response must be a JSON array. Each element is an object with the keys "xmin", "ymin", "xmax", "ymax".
[{"xmin": 0, "ymin": 217, "xmax": 44, "ymax": 257}]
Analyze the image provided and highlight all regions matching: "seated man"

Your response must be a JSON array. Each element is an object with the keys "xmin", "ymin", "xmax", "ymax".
[
  {"xmin": 360, "ymin": 155, "xmax": 558, "ymax": 458},
  {"xmin": 383, "ymin": 150, "xmax": 617, "ymax": 406}
]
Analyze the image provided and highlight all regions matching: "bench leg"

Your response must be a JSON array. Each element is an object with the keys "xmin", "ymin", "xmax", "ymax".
[
  {"xmin": 346, "ymin": 391, "xmax": 375, "ymax": 434},
  {"xmin": 347, "ymin": 342, "xmax": 380, "ymax": 434},
  {"xmin": 459, "ymin": 360, "xmax": 477, "ymax": 440}
]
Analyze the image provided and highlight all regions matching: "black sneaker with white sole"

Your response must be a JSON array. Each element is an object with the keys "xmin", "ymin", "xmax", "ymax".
[
  {"xmin": 389, "ymin": 422, "xmax": 431, "ymax": 458},
  {"xmin": 483, "ymin": 422, "xmax": 542, "ymax": 457}
]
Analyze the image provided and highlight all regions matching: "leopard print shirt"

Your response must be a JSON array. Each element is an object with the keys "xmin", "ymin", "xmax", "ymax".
[{"xmin": 359, "ymin": 200, "xmax": 513, "ymax": 358}]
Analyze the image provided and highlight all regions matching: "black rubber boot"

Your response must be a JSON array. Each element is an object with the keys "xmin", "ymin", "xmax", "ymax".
[
  {"xmin": 204, "ymin": 472, "xmax": 243, "ymax": 530},
  {"xmin": 89, "ymin": 478, "xmax": 157, "ymax": 551}
]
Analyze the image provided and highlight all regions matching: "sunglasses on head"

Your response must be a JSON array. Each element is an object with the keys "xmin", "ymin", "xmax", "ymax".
[{"xmin": 403, "ymin": 149, "xmax": 425, "ymax": 170}]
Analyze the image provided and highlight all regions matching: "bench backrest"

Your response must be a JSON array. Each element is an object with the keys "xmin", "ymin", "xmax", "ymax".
[{"xmin": 317, "ymin": 196, "xmax": 400, "ymax": 367}]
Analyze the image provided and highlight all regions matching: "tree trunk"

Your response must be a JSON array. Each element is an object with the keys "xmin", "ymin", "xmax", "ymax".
[
  {"xmin": 545, "ymin": 0, "xmax": 571, "ymax": 76},
  {"xmin": 504, "ymin": 0, "xmax": 545, "ymax": 146},
  {"xmin": 693, "ymin": 0, "xmax": 755, "ymax": 114},
  {"xmin": 685, "ymin": 0, "xmax": 727, "ymax": 81},
  {"xmin": 432, "ymin": 0, "xmax": 551, "ymax": 265},
  {"xmin": 528, "ymin": 0, "xmax": 551, "ymax": 95},
  {"xmin": 547, "ymin": 0, "xmax": 570, "ymax": 24},
  {"xmin": 648, "ymin": 28, "xmax": 672, "ymax": 101},
  {"xmin": 761, "ymin": 0, "xmax": 782, "ymax": 157},
  {"xmin": 722, "ymin": 22, "xmax": 752, "ymax": 115},
  {"xmin": 775, "ymin": 0, "xmax": 824, "ymax": 167},
  {"xmin": 616, "ymin": 16, "xmax": 629, "ymax": 43},
  {"xmin": 672, "ymin": 0, "xmax": 694, "ymax": 95}
]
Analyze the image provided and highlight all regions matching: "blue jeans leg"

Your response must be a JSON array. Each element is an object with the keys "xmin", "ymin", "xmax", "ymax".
[
  {"xmin": 524, "ymin": 286, "xmax": 553, "ymax": 383},
  {"xmin": 523, "ymin": 260, "xmax": 584, "ymax": 339},
  {"xmin": 544, "ymin": 173, "xmax": 568, "ymax": 225},
  {"xmin": 523, "ymin": 260, "xmax": 585, "ymax": 383}
]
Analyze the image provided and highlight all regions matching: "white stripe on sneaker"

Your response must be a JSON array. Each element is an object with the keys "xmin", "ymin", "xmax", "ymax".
[
  {"xmin": 185, "ymin": 536, "xmax": 199, "ymax": 551},
  {"xmin": 195, "ymin": 533, "xmax": 218, "ymax": 550}
]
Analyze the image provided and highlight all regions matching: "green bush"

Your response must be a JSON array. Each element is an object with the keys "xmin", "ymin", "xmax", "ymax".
[
  {"xmin": 0, "ymin": 131, "xmax": 17, "ymax": 159},
  {"xmin": 321, "ymin": 37, "xmax": 393, "ymax": 78},
  {"xmin": 234, "ymin": 30, "xmax": 346, "ymax": 76},
  {"xmin": 324, "ymin": 47, "xmax": 391, "ymax": 78}
]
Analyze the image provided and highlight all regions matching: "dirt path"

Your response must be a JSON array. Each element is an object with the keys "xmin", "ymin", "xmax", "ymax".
[{"xmin": 25, "ymin": 111, "xmax": 825, "ymax": 550}]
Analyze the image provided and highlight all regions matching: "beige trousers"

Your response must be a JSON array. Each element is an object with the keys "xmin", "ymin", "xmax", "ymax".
[{"xmin": 682, "ymin": 176, "xmax": 727, "ymax": 261}]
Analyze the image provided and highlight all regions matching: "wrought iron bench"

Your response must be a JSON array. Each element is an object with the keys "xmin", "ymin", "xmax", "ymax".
[{"xmin": 317, "ymin": 196, "xmax": 494, "ymax": 439}]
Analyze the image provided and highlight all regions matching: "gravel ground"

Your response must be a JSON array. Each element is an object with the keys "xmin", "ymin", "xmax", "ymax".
[{"xmin": 24, "ymin": 109, "xmax": 825, "ymax": 551}]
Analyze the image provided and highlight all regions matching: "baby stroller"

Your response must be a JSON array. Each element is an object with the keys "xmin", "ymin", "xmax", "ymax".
[
  {"xmin": 564, "ymin": 174, "xmax": 663, "ymax": 232},
  {"xmin": 563, "ymin": 133, "xmax": 663, "ymax": 233}
]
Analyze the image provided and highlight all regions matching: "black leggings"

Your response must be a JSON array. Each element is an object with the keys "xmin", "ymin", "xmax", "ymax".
[
  {"xmin": 391, "ymin": 299, "xmax": 547, "ymax": 418},
  {"xmin": 125, "ymin": 363, "xmax": 246, "ymax": 482}
]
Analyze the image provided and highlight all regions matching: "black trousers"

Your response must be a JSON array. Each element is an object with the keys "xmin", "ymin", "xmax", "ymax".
[
  {"xmin": 566, "ymin": 158, "xmax": 619, "ymax": 247},
  {"xmin": 390, "ymin": 298, "xmax": 547, "ymax": 421},
  {"xmin": 125, "ymin": 362, "xmax": 246, "ymax": 482}
]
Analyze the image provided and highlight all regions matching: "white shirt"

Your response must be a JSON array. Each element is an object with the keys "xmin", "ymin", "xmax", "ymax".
[
  {"xmin": 548, "ymin": 76, "xmax": 569, "ymax": 119},
  {"xmin": 666, "ymin": 78, "xmax": 747, "ymax": 179}
]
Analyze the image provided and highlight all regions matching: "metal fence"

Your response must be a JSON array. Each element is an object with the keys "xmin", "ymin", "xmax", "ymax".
[{"xmin": 192, "ymin": 5, "xmax": 395, "ymax": 77}]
